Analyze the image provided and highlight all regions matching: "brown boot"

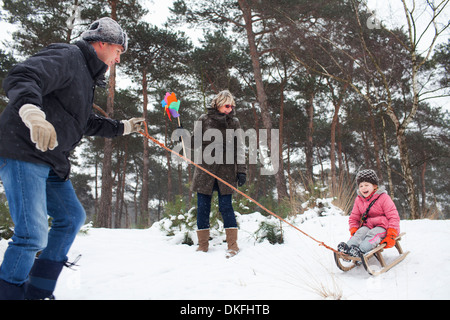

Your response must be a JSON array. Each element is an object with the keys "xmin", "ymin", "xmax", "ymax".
[
  {"xmin": 225, "ymin": 228, "xmax": 239, "ymax": 258},
  {"xmin": 196, "ymin": 229, "xmax": 210, "ymax": 252}
]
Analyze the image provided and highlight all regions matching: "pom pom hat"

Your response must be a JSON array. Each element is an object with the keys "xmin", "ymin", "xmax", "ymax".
[
  {"xmin": 356, "ymin": 169, "xmax": 379, "ymax": 186},
  {"xmin": 81, "ymin": 17, "xmax": 128, "ymax": 53}
]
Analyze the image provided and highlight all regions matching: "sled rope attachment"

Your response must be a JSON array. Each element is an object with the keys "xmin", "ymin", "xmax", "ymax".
[{"xmin": 138, "ymin": 122, "xmax": 338, "ymax": 254}]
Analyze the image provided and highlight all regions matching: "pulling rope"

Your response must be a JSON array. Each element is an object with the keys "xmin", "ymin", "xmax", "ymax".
[{"xmin": 138, "ymin": 122, "xmax": 338, "ymax": 254}]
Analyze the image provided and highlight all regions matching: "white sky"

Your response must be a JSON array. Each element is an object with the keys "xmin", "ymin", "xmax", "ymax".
[
  {"xmin": 0, "ymin": 0, "xmax": 448, "ymax": 109},
  {"xmin": 1, "ymin": 0, "xmax": 448, "ymax": 55},
  {"xmin": 367, "ymin": 0, "xmax": 450, "ymax": 52},
  {"xmin": 366, "ymin": 0, "xmax": 449, "ymax": 110},
  {"xmin": 1, "ymin": 1, "xmax": 448, "ymax": 48}
]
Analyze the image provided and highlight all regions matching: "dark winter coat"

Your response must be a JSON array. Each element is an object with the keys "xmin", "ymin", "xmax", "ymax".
[
  {"xmin": 190, "ymin": 108, "xmax": 246, "ymax": 195},
  {"xmin": 0, "ymin": 40, "xmax": 124, "ymax": 180}
]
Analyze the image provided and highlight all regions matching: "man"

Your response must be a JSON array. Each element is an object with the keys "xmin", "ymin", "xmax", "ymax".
[{"xmin": 0, "ymin": 17, "xmax": 144, "ymax": 299}]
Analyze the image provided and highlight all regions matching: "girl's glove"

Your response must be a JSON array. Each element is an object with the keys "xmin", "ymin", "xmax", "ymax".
[
  {"xmin": 19, "ymin": 104, "xmax": 58, "ymax": 152},
  {"xmin": 380, "ymin": 228, "xmax": 398, "ymax": 248},
  {"xmin": 350, "ymin": 227, "xmax": 358, "ymax": 236}
]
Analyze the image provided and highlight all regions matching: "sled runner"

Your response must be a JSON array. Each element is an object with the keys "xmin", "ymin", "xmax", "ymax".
[{"xmin": 334, "ymin": 232, "xmax": 409, "ymax": 276}]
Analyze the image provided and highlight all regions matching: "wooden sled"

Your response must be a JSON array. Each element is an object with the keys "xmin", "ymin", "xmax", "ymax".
[{"xmin": 334, "ymin": 232, "xmax": 410, "ymax": 276}]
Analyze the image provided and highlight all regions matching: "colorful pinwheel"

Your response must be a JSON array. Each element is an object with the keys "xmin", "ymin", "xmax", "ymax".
[
  {"xmin": 161, "ymin": 92, "xmax": 180, "ymax": 121},
  {"xmin": 161, "ymin": 92, "xmax": 185, "ymax": 155}
]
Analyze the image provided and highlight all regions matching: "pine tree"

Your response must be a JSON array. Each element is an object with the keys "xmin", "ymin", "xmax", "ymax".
[{"xmin": 122, "ymin": 21, "xmax": 192, "ymax": 225}]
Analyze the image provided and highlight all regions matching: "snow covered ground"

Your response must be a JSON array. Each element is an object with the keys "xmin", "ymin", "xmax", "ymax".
[{"xmin": 1, "ymin": 200, "xmax": 449, "ymax": 301}]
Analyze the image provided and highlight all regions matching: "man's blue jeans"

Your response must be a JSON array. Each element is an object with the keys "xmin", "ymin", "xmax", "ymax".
[
  {"xmin": 0, "ymin": 157, "xmax": 86, "ymax": 286},
  {"xmin": 197, "ymin": 180, "xmax": 237, "ymax": 230}
]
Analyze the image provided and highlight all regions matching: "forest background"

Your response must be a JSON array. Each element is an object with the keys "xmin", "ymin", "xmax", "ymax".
[{"xmin": 0, "ymin": 0, "xmax": 448, "ymax": 234}]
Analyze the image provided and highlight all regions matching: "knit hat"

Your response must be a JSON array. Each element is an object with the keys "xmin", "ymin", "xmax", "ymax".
[
  {"xmin": 81, "ymin": 17, "xmax": 128, "ymax": 53},
  {"xmin": 356, "ymin": 169, "xmax": 379, "ymax": 186}
]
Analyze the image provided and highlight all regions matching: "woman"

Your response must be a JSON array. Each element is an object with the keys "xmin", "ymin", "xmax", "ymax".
[{"xmin": 190, "ymin": 90, "xmax": 246, "ymax": 258}]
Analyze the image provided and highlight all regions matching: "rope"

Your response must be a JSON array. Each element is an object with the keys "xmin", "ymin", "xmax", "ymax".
[{"xmin": 138, "ymin": 122, "xmax": 338, "ymax": 254}]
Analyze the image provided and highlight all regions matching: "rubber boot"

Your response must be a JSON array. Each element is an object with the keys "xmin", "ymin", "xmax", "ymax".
[
  {"xmin": 196, "ymin": 229, "xmax": 210, "ymax": 252},
  {"xmin": 25, "ymin": 258, "xmax": 65, "ymax": 300},
  {"xmin": 225, "ymin": 228, "xmax": 239, "ymax": 258},
  {"xmin": 0, "ymin": 279, "xmax": 26, "ymax": 300}
]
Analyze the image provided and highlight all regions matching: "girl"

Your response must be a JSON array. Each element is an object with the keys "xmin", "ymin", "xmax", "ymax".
[{"xmin": 338, "ymin": 169, "xmax": 400, "ymax": 257}]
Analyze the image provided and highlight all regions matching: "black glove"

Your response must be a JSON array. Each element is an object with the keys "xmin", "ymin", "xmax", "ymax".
[{"xmin": 236, "ymin": 173, "xmax": 246, "ymax": 187}]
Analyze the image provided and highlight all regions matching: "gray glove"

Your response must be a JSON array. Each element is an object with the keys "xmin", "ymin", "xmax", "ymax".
[
  {"xmin": 122, "ymin": 117, "xmax": 145, "ymax": 135},
  {"xmin": 19, "ymin": 104, "xmax": 58, "ymax": 152}
]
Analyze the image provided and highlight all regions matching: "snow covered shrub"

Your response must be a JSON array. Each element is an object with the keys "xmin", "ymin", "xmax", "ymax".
[
  {"xmin": 160, "ymin": 194, "xmax": 231, "ymax": 245},
  {"xmin": 314, "ymin": 198, "xmax": 335, "ymax": 216},
  {"xmin": 182, "ymin": 232, "xmax": 194, "ymax": 246},
  {"xmin": 232, "ymin": 183, "xmax": 256, "ymax": 215},
  {"xmin": 78, "ymin": 221, "xmax": 93, "ymax": 235},
  {"xmin": 160, "ymin": 204, "xmax": 197, "ymax": 245},
  {"xmin": 302, "ymin": 183, "xmax": 328, "ymax": 209},
  {"xmin": 162, "ymin": 195, "xmax": 205, "ymax": 245},
  {"xmin": 254, "ymin": 220, "xmax": 284, "ymax": 245}
]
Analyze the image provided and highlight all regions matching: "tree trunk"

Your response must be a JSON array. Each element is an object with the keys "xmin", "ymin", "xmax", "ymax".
[
  {"xmin": 329, "ymin": 82, "xmax": 348, "ymax": 188},
  {"xmin": 165, "ymin": 116, "xmax": 173, "ymax": 202},
  {"xmin": 97, "ymin": 63, "xmax": 116, "ymax": 228},
  {"xmin": 278, "ymin": 82, "xmax": 286, "ymax": 203},
  {"xmin": 396, "ymin": 128, "xmax": 419, "ymax": 219},
  {"xmin": 368, "ymin": 107, "xmax": 383, "ymax": 181},
  {"xmin": 305, "ymin": 91, "xmax": 314, "ymax": 182},
  {"xmin": 238, "ymin": 0, "xmax": 288, "ymax": 200},
  {"xmin": 337, "ymin": 120, "xmax": 344, "ymax": 173},
  {"xmin": 114, "ymin": 143, "xmax": 128, "ymax": 228},
  {"xmin": 251, "ymin": 103, "xmax": 259, "ymax": 199},
  {"xmin": 330, "ymin": 106, "xmax": 339, "ymax": 189},
  {"xmin": 361, "ymin": 129, "xmax": 371, "ymax": 168},
  {"xmin": 420, "ymin": 158, "xmax": 427, "ymax": 213},
  {"xmin": 381, "ymin": 115, "xmax": 395, "ymax": 198},
  {"xmin": 140, "ymin": 69, "xmax": 150, "ymax": 226}
]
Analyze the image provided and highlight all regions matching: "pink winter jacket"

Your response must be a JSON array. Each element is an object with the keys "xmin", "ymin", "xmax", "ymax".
[{"xmin": 349, "ymin": 187, "xmax": 400, "ymax": 234}]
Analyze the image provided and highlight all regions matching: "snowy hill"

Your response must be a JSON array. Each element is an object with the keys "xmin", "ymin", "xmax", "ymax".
[{"xmin": 2, "ymin": 200, "xmax": 449, "ymax": 301}]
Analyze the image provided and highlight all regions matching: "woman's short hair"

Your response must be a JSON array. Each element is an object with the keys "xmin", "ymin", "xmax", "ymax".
[{"xmin": 211, "ymin": 90, "xmax": 235, "ymax": 109}]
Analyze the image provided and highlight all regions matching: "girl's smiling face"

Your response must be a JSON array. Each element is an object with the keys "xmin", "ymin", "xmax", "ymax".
[{"xmin": 359, "ymin": 182, "xmax": 376, "ymax": 198}]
